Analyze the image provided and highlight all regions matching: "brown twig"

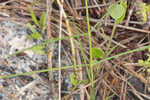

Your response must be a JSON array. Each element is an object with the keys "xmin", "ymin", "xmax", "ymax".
[{"xmin": 46, "ymin": 0, "xmax": 58, "ymax": 99}]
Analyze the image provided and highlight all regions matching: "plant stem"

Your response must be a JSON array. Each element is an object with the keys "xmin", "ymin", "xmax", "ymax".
[
  {"xmin": 3, "ymin": 45, "xmax": 150, "ymax": 79},
  {"xmin": 85, "ymin": 0, "xmax": 94, "ymax": 99},
  {"xmin": 106, "ymin": 21, "xmax": 117, "ymax": 56}
]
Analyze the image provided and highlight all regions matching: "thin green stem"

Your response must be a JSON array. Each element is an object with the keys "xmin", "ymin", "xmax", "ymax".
[
  {"xmin": 1, "ymin": 45, "xmax": 150, "ymax": 79},
  {"xmin": 8, "ymin": 33, "xmax": 87, "ymax": 58},
  {"xmin": 85, "ymin": 0, "xmax": 94, "ymax": 99},
  {"xmin": 106, "ymin": 21, "xmax": 117, "ymax": 56},
  {"xmin": 72, "ymin": 18, "xmax": 91, "ymax": 79}
]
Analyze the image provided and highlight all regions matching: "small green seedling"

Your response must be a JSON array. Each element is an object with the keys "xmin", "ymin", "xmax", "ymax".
[
  {"xmin": 138, "ymin": 48, "xmax": 150, "ymax": 73},
  {"xmin": 137, "ymin": 3, "xmax": 150, "ymax": 23},
  {"xmin": 106, "ymin": 0, "xmax": 127, "ymax": 55},
  {"xmin": 70, "ymin": 73, "xmax": 88, "ymax": 90},
  {"xmin": 28, "ymin": 6, "xmax": 46, "ymax": 40},
  {"xmin": 27, "ymin": 5, "xmax": 47, "ymax": 55},
  {"xmin": 27, "ymin": 23, "xmax": 42, "ymax": 40},
  {"xmin": 70, "ymin": 73, "xmax": 78, "ymax": 90}
]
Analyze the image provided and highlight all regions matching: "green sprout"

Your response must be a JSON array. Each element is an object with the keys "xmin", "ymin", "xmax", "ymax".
[
  {"xmin": 137, "ymin": 3, "xmax": 150, "ymax": 23},
  {"xmin": 138, "ymin": 48, "xmax": 150, "ymax": 73}
]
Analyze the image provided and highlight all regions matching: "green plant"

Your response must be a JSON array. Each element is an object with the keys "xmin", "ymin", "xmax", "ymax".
[
  {"xmin": 85, "ymin": 0, "xmax": 95, "ymax": 99},
  {"xmin": 4, "ymin": 45, "xmax": 150, "ymax": 79},
  {"xmin": 28, "ymin": 6, "xmax": 46, "ymax": 39},
  {"xmin": 4, "ymin": 1, "xmax": 146, "ymax": 100},
  {"xmin": 70, "ymin": 73, "xmax": 88, "ymax": 90},
  {"xmin": 137, "ymin": 2, "xmax": 150, "ymax": 23},
  {"xmin": 91, "ymin": 48, "xmax": 104, "ymax": 59},
  {"xmin": 71, "ymin": 18, "xmax": 90, "ymax": 91},
  {"xmin": 105, "ymin": 94, "xmax": 115, "ymax": 100},
  {"xmin": 71, "ymin": 16, "xmax": 104, "ymax": 97},
  {"xmin": 8, "ymin": 33, "xmax": 87, "ymax": 58},
  {"xmin": 138, "ymin": 48, "xmax": 150, "ymax": 73},
  {"xmin": 26, "ymin": 5, "xmax": 47, "ymax": 55},
  {"xmin": 106, "ymin": 0, "xmax": 127, "ymax": 55},
  {"xmin": 84, "ymin": 0, "xmax": 127, "ymax": 100}
]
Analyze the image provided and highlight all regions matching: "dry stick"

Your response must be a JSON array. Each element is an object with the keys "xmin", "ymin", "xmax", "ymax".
[
  {"xmin": 111, "ymin": 67, "xmax": 144, "ymax": 100},
  {"xmin": 93, "ymin": 0, "xmax": 101, "ymax": 11},
  {"xmin": 123, "ymin": 81, "xmax": 128, "ymax": 100},
  {"xmin": 58, "ymin": 0, "xmax": 63, "ymax": 99},
  {"xmin": 125, "ymin": 0, "xmax": 135, "ymax": 26},
  {"xmin": 120, "ymin": 79, "xmax": 124, "ymax": 100},
  {"xmin": 76, "ymin": 49, "xmax": 85, "ymax": 100},
  {"xmin": 137, "ymin": 91, "xmax": 150, "ymax": 100},
  {"xmin": 123, "ymin": 76, "xmax": 128, "ymax": 100},
  {"xmin": 120, "ymin": 74, "xmax": 127, "ymax": 100},
  {"xmin": 115, "ymin": 62, "xmax": 146, "ymax": 99},
  {"xmin": 94, "ymin": 77, "xmax": 103, "ymax": 99},
  {"xmin": 76, "ymin": 0, "xmax": 81, "ymax": 8},
  {"xmin": 57, "ymin": 0, "xmax": 77, "ymax": 76},
  {"xmin": 119, "ymin": 74, "xmax": 144, "ymax": 100},
  {"xmin": 103, "ymin": 80, "xmax": 119, "ymax": 97},
  {"xmin": 73, "ymin": 2, "xmax": 112, "ymax": 10},
  {"xmin": 46, "ymin": 0, "xmax": 57, "ymax": 99},
  {"xmin": 107, "ymin": 23, "xmax": 150, "ymax": 34},
  {"xmin": 85, "ymin": 88, "xmax": 90, "ymax": 100},
  {"xmin": 128, "ymin": 83, "xmax": 144, "ymax": 100},
  {"xmin": 123, "ymin": 64, "xmax": 147, "ymax": 84},
  {"xmin": 57, "ymin": 0, "xmax": 78, "ymax": 99},
  {"xmin": 57, "ymin": 0, "xmax": 77, "ymax": 64}
]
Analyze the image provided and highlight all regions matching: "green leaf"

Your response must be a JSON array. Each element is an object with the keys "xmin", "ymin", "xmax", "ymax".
[
  {"xmin": 40, "ymin": 12, "xmax": 46, "ymax": 33},
  {"xmin": 116, "ymin": 1, "xmax": 127, "ymax": 23},
  {"xmin": 108, "ymin": 4, "xmax": 125, "ymax": 20},
  {"xmin": 138, "ymin": 59, "xmax": 144, "ymax": 65},
  {"xmin": 91, "ymin": 48, "xmax": 103, "ymax": 59},
  {"xmin": 79, "ymin": 79, "xmax": 89, "ymax": 85},
  {"xmin": 137, "ymin": 3, "xmax": 147, "ymax": 23},
  {"xmin": 27, "ymin": 23, "xmax": 42, "ymax": 40},
  {"xmin": 29, "ymin": 6, "xmax": 40, "ymax": 27},
  {"xmin": 147, "ymin": 57, "xmax": 150, "ymax": 62},
  {"xmin": 70, "ymin": 73, "xmax": 78, "ymax": 86},
  {"xmin": 31, "ymin": 45, "xmax": 45, "ymax": 55},
  {"xmin": 148, "ymin": 48, "xmax": 150, "ymax": 52},
  {"xmin": 146, "ymin": 5, "xmax": 150, "ymax": 12},
  {"xmin": 27, "ymin": 23, "xmax": 37, "ymax": 32},
  {"xmin": 28, "ymin": 32, "xmax": 42, "ymax": 40},
  {"xmin": 40, "ymin": 12, "xmax": 46, "ymax": 26},
  {"xmin": 147, "ymin": 69, "xmax": 150, "ymax": 73}
]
